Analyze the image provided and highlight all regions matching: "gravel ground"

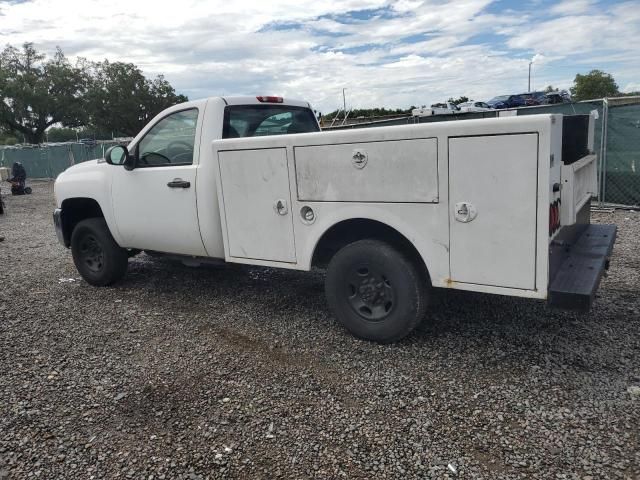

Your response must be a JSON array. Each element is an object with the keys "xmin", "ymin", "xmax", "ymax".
[{"xmin": 0, "ymin": 181, "xmax": 639, "ymax": 480}]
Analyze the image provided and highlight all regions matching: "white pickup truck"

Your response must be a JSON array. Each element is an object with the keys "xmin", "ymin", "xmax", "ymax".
[
  {"xmin": 412, "ymin": 102, "xmax": 459, "ymax": 117},
  {"xmin": 54, "ymin": 96, "xmax": 616, "ymax": 342}
]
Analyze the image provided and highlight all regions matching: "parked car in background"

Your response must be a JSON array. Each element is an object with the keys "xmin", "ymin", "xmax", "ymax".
[
  {"xmin": 487, "ymin": 94, "xmax": 526, "ymax": 109},
  {"xmin": 411, "ymin": 102, "xmax": 459, "ymax": 117},
  {"xmin": 457, "ymin": 101, "xmax": 492, "ymax": 113},
  {"xmin": 545, "ymin": 91, "xmax": 572, "ymax": 104},
  {"xmin": 520, "ymin": 91, "xmax": 547, "ymax": 106}
]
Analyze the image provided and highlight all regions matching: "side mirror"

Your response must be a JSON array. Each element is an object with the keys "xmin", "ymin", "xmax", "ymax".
[{"xmin": 105, "ymin": 145, "xmax": 135, "ymax": 170}]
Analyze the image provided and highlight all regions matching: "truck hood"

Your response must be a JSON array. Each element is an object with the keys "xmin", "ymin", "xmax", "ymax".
[
  {"xmin": 56, "ymin": 159, "xmax": 105, "ymax": 181},
  {"xmin": 62, "ymin": 159, "xmax": 100, "ymax": 174}
]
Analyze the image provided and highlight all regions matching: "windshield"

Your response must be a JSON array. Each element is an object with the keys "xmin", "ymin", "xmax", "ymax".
[
  {"xmin": 223, "ymin": 105, "xmax": 319, "ymax": 138},
  {"xmin": 489, "ymin": 95, "xmax": 509, "ymax": 102}
]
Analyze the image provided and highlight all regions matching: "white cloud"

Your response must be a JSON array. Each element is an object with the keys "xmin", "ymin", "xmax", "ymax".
[
  {"xmin": 623, "ymin": 82, "xmax": 640, "ymax": 93},
  {"xmin": 550, "ymin": 0, "xmax": 597, "ymax": 15},
  {"xmin": 531, "ymin": 53, "xmax": 545, "ymax": 64},
  {"xmin": 0, "ymin": 0, "xmax": 638, "ymax": 112}
]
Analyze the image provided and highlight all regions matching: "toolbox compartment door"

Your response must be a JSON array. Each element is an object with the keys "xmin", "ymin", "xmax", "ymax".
[
  {"xmin": 217, "ymin": 148, "xmax": 296, "ymax": 263},
  {"xmin": 294, "ymin": 138, "xmax": 438, "ymax": 203},
  {"xmin": 449, "ymin": 134, "xmax": 538, "ymax": 290}
]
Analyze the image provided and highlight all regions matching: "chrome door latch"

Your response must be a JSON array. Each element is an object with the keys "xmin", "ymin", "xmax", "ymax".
[
  {"xmin": 274, "ymin": 199, "xmax": 288, "ymax": 215},
  {"xmin": 352, "ymin": 149, "xmax": 368, "ymax": 169},
  {"xmin": 454, "ymin": 202, "xmax": 478, "ymax": 223}
]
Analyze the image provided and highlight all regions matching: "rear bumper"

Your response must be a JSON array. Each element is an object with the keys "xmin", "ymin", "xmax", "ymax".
[
  {"xmin": 548, "ymin": 223, "xmax": 617, "ymax": 310},
  {"xmin": 53, "ymin": 208, "xmax": 69, "ymax": 247}
]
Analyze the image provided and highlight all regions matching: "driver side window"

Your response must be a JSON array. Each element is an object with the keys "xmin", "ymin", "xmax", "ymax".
[{"xmin": 137, "ymin": 108, "xmax": 198, "ymax": 167}]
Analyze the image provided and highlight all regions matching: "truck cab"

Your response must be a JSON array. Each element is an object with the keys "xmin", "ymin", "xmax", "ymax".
[
  {"xmin": 54, "ymin": 96, "xmax": 319, "ymax": 257},
  {"xmin": 54, "ymin": 97, "xmax": 616, "ymax": 343}
]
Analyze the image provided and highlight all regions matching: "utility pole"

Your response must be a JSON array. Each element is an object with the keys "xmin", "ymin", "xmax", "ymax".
[
  {"xmin": 528, "ymin": 61, "xmax": 533, "ymax": 92},
  {"xmin": 342, "ymin": 88, "xmax": 347, "ymax": 116}
]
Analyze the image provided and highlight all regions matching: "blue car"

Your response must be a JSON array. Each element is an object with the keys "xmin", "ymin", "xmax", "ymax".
[{"xmin": 486, "ymin": 94, "xmax": 526, "ymax": 109}]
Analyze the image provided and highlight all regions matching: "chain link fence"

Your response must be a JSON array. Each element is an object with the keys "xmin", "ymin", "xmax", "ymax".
[
  {"xmin": 1, "ymin": 97, "xmax": 639, "ymax": 206},
  {"xmin": 602, "ymin": 97, "xmax": 640, "ymax": 206},
  {"xmin": 514, "ymin": 97, "xmax": 640, "ymax": 207}
]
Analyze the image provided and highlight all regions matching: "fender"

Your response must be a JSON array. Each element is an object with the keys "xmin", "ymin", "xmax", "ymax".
[{"xmin": 54, "ymin": 161, "xmax": 123, "ymax": 245}]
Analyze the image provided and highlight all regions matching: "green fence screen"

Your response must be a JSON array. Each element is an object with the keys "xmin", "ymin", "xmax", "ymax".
[
  {"xmin": 604, "ymin": 103, "xmax": 640, "ymax": 206},
  {"xmin": 0, "ymin": 142, "xmax": 120, "ymax": 179}
]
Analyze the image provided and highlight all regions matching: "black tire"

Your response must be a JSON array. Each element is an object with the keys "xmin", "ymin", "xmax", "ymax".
[
  {"xmin": 24, "ymin": 187, "xmax": 32, "ymax": 194},
  {"xmin": 70, "ymin": 218, "xmax": 128, "ymax": 286},
  {"xmin": 325, "ymin": 239, "xmax": 429, "ymax": 343}
]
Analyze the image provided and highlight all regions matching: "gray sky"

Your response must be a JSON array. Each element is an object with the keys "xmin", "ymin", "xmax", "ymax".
[{"xmin": 1, "ymin": 0, "xmax": 638, "ymax": 112}]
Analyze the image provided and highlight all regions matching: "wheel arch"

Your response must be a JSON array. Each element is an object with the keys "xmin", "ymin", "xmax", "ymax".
[
  {"xmin": 310, "ymin": 217, "xmax": 431, "ymax": 284},
  {"xmin": 59, "ymin": 197, "xmax": 105, "ymax": 247}
]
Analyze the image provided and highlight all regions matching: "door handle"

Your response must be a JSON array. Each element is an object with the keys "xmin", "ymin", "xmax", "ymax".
[{"xmin": 167, "ymin": 179, "xmax": 191, "ymax": 188}]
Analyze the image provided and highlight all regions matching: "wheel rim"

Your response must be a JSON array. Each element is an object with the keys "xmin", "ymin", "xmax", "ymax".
[
  {"xmin": 78, "ymin": 234, "xmax": 104, "ymax": 273},
  {"xmin": 346, "ymin": 264, "xmax": 395, "ymax": 321}
]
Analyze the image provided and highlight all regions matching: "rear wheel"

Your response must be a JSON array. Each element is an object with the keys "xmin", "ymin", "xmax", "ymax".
[
  {"xmin": 71, "ymin": 218, "xmax": 128, "ymax": 286},
  {"xmin": 325, "ymin": 239, "xmax": 428, "ymax": 343}
]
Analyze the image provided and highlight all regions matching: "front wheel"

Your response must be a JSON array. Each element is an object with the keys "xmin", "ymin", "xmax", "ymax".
[
  {"xmin": 70, "ymin": 218, "xmax": 128, "ymax": 286},
  {"xmin": 325, "ymin": 239, "xmax": 429, "ymax": 343}
]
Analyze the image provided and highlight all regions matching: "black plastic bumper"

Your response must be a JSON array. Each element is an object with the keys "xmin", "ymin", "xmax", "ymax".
[
  {"xmin": 53, "ymin": 208, "xmax": 69, "ymax": 247},
  {"xmin": 548, "ymin": 224, "xmax": 617, "ymax": 311}
]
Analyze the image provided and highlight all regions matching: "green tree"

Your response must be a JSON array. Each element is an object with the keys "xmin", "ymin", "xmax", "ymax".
[
  {"xmin": 570, "ymin": 70, "xmax": 619, "ymax": 101},
  {"xmin": 0, "ymin": 43, "xmax": 89, "ymax": 143},
  {"xmin": 87, "ymin": 61, "xmax": 188, "ymax": 136},
  {"xmin": 147, "ymin": 75, "xmax": 189, "ymax": 120},
  {"xmin": 45, "ymin": 126, "xmax": 114, "ymax": 142},
  {"xmin": 447, "ymin": 96, "xmax": 469, "ymax": 105},
  {"xmin": 46, "ymin": 127, "xmax": 78, "ymax": 142},
  {"xmin": 0, "ymin": 128, "xmax": 19, "ymax": 145},
  {"xmin": 324, "ymin": 106, "xmax": 413, "ymax": 121},
  {"xmin": 544, "ymin": 85, "xmax": 559, "ymax": 93}
]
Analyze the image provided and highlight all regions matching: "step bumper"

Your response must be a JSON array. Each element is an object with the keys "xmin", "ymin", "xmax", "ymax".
[{"xmin": 548, "ymin": 224, "xmax": 617, "ymax": 311}]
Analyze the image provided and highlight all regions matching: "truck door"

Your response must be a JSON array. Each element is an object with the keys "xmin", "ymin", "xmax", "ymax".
[
  {"xmin": 217, "ymin": 148, "xmax": 296, "ymax": 263},
  {"xmin": 449, "ymin": 134, "xmax": 538, "ymax": 290},
  {"xmin": 111, "ymin": 107, "xmax": 207, "ymax": 256}
]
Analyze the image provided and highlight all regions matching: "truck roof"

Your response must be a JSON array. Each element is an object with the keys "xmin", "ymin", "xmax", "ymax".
[
  {"xmin": 221, "ymin": 96, "xmax": 312, "ymax": 109},
  {"xmin": 152, "ymin": 96, "xmax": 313, "ymax": 114}
]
